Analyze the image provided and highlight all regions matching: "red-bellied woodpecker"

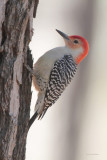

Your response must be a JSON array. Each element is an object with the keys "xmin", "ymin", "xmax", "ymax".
[{"xmin": 28, "ymin": 29, "xmax": 89, "ymax": 128}]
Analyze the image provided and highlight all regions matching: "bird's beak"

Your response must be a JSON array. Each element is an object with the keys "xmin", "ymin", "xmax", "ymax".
[{"xmin": 56, "ymin": 29, "xmax": 70, "ymax": 40}]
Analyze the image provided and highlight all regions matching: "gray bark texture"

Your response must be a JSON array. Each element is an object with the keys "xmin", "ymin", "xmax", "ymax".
[{"xmin": 0, "ymin": 0, "xmax": 39, "ymax": 160}]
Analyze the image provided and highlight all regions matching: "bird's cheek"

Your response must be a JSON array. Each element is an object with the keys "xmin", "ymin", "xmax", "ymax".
[{"xmin": 64, "ymin": 40, "xmax": 73, "ymax": 48}]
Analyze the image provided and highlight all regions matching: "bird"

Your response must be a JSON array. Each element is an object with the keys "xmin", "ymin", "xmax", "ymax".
[{"xmin": 28, "ymin": 29, "xmax": 89, "ymax": 128}]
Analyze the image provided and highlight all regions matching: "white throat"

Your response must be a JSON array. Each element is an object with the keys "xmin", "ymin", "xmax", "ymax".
[{"xmin": 66, "ymin": 46, "xmax": 83, "ymax": 59}]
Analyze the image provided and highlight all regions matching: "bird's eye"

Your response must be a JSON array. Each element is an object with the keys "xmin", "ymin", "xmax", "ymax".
[{"xmin": 73, "ymin": 40, "xmax": 79, "ymax": 44}]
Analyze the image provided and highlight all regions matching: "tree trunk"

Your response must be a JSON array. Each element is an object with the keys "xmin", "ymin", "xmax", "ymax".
[{"xmin": 0, "ymin": 0, "xmax": 39, "ymax": 160}]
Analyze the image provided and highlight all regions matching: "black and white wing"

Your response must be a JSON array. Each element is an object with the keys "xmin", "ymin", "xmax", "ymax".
[{"xmin": 40, "ymin": 55, "xmax": 77, "ymax": 118}]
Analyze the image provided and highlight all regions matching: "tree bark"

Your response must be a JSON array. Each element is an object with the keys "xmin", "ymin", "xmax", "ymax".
[{"xmin": 0, "ymin": 0, "xmax": 39, "ymax": 160}]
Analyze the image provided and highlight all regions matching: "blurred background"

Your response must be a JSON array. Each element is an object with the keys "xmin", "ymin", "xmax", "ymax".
[{"xmin": 26, "ymin": 0, "xmax": 107, "ymax": 160}]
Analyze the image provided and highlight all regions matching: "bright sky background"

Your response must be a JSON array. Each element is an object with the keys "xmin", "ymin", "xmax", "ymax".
[{"xmin": 26, "ymin": 0, "xmax": 107, "ymax": 160}]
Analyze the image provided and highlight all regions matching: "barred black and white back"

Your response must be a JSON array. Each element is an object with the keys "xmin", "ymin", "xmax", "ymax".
[{"xmin": 39, "ymin": 54, "xmax": 77, "ymax": 118}]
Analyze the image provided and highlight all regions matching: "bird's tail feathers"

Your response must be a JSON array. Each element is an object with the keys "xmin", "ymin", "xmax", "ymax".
[
  {"xmin": 29, "ymin": 111, "xmax": 38, "ymax": 129},
  {"xmin": 38, "ymin": 106, "xmax": 48, "ymax": 119}
]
